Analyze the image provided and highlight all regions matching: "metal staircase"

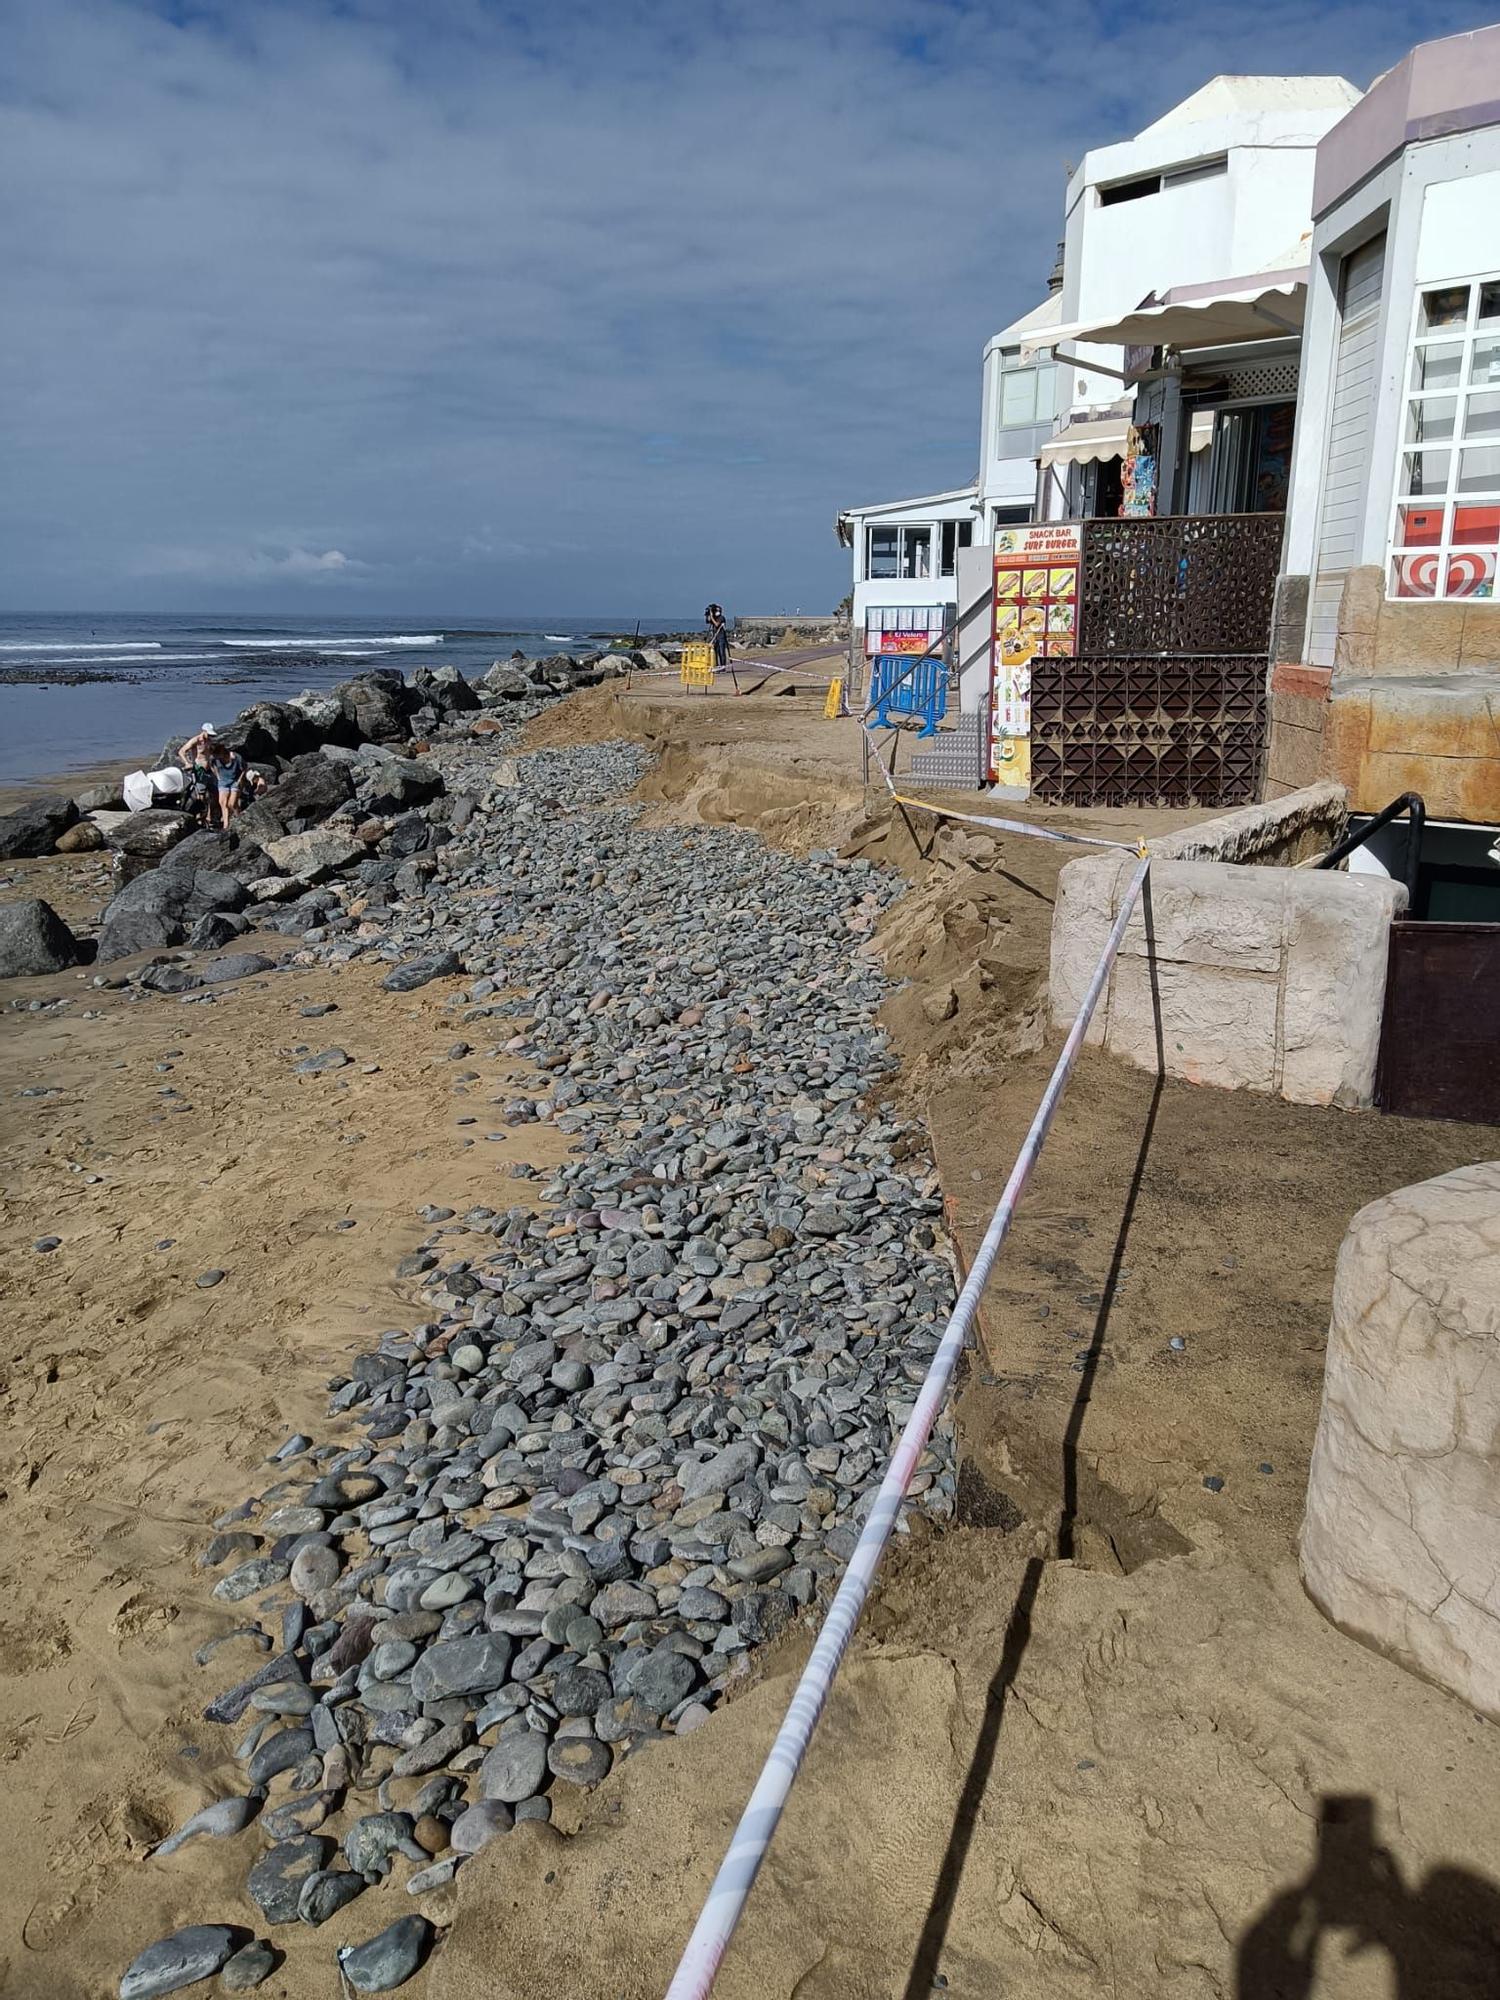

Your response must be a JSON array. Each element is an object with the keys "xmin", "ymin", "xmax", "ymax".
[{"xmin": 901, "ymin": 707, "xmax": 987, "ymax": 792}]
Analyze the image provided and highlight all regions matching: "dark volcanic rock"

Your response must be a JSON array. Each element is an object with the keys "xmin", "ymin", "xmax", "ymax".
[
  {"xmin": 381, "ymin": 950, "xmax": 462, "ymax": 993},
  {"xmin": 337, "ymin": 1915, "xmax": 432, "ymax": 1992},
  {"xmin": 96, "ymin": 871, "xmax": 195, "ymax": 961},
  {"xmin": 335, "ymin": 673, "xmax": 410, "ymax": 745},
  {"xmin": 102, "ymin": 810, "xmax": 196, "ymax": 859},
  {"xmin": 0, "ymin": 793, "xmax": 78, "ymax": 858},
  {"xmin": 119, "ymin": 1924, "xmax": 241, "ymax": 1999},
  {"xmin": 0, "ymin": 898, "xmax": 78, "ymax": 977},
  {"xmin": 236, "ymin": 755, "xmax": 356, "ymax": 842}
]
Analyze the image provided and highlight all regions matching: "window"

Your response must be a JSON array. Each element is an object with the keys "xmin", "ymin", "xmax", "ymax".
[
  {"xmin": 1389, "ymin": 275, "xmax": 1500, "ymax": 599},
  {"xmin": 1097, "ymin": 155, "xmax": 1226, "ymax": 205},
  {"xmin": 939, "ymin": 518, "xmax": 973, "ymax": 576},
  {"xmin": 865, "ymin": 524, "xmax": 932, "ymax": 580},
  {"xmin": 1099, "ymin": 172, "xmax": 1161, "ymax": 206},
  {"xmin": 995, "ymin": 347, "xmax": 1056, "ymax": 440}
]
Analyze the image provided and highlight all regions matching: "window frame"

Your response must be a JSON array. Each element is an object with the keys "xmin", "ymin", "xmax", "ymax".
[
  {"xmin": 864, "ymin": 522, "xmax": 934, "ymax": 581},
  {"xmin": 1387, "ymin": 269, "xmax": 1500, "ymax": 602},
  {"xmin": 995, "ymin": 346, "xmax": 1055, "ymax": 442}
]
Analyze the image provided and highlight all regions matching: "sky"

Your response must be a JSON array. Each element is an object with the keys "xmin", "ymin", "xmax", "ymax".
[{"xmin": 1, "ymin": 0, "xmax": 1493, "ymax": 619}]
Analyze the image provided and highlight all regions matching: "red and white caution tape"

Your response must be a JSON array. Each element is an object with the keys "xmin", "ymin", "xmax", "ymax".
[{"xmin": 663, "ymin": 854, "xmax": 1151, "ymax": 1999}]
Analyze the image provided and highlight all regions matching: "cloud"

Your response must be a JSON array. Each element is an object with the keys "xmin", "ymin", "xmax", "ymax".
[
  {"xmin": 131, "ymin": 542, "xmax": 369, "ymax": 582},
  {"xmin": 0, "ymin": 0, "xmax": 1490, "ymax": 614}
]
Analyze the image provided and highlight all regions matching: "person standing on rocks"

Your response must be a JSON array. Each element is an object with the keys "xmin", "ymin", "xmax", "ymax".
[
  {"xmin": 209, "ymin": 740, "xmax": 247, "ymax": 828},
  {"xmin": 705, "ymin": 603, "xmax": 736, "ymax": 688},
  {"xmin": 178, "ymin": 722, "xmax": 220, "ymax": 824}
]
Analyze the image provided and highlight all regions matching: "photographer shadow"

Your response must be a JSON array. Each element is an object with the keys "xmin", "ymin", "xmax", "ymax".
[{"xmin": 1237, "ymin": 1795, "xmax": 1500, "ymax": 1998}]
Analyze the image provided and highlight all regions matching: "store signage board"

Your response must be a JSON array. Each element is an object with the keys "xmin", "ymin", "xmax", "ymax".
[
  {"xmin": 878, "ymin": 630, "xmax": 935, "ymax": 654},
  {"xmin": 989, "ymin": 523, "xmax": 1080, "ymax": 786}
]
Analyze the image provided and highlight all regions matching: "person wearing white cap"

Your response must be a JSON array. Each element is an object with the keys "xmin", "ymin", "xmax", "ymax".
[{"xmin": 178, "ymin": 722, "xmax": 220, "ymax": 823}]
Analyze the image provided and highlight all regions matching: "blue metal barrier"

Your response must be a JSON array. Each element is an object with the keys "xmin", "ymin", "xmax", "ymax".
[{"xmin": 868, "ymin": 653, "xmax": 948, "ymax": 737}]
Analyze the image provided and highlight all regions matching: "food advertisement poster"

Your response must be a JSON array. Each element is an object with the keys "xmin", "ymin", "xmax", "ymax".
[{"xmin": 989, "ymin": 523, "xmax": 1080, "ymax": 786}]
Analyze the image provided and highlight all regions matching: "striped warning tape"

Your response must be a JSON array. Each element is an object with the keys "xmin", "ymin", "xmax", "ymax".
[{"xmin": 861, "ymin": 722, "xmax": 1145, "ymax": 855}]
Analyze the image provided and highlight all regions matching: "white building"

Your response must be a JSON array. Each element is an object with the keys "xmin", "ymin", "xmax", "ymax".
[
  {"xmin": 1033, "ymin": 74, "xmax": 1360, "ymax": 516},
  {"xmin": 1264, "ymin": 23, "xmax": 1500, "ymax": 876}
]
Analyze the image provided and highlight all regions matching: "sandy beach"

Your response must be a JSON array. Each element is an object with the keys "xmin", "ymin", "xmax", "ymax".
[{"xmin": 3, "ymin": 682, "xmax": 1499, "ymax": 2000}]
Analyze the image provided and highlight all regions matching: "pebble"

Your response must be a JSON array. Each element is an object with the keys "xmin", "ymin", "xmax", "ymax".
[
  {"xmin": 218, "ymin": 1938, "xmax": 278, "ymax": 1990},
  {"xmin": 478, "ymin": 1728, "xmax": 549, "ymax": 1804},
  {"xmin": 247, "ymin": 1836, "xmax": 329, "ymax": 1924},
  {"xmin": 196, "ymin": 1269, "xmax": 226, "ymax": 1289},
  {"xmin": 153, "ymin": 1793, "xmax": 260, "ymax": 1857},
  {"xmin": 33, "ymin": 1235, "xmax": 60, "ymax": 1253},
  {"xmin": 337, "ymin": 1914, "xmax": 432, "ymax": 1992},
  {"xmin": 294, "ymin": 1047, "xmax": 351, "ymax": 1074},
  {"xmin": 119, "ymin": 1925, "xmax": 240, "ymax": 1999},
  {"xmin": 449, "ymin": 1801, "xmax": 512, "ymax": 1853},
  {"xmin": 547, "ymin": 1734, "xmax": 611, "ymax": 1787}
]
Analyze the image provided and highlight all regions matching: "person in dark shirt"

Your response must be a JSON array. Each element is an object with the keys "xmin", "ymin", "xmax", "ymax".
[{"xmin": 705, "ymin": 603, "xmax": 730, "ymax": 670}]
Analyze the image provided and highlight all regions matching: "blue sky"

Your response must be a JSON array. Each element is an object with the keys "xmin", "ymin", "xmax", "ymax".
[{"xmin": 1, "ymin": 0, "xmax": 1491, "ymax": 617}]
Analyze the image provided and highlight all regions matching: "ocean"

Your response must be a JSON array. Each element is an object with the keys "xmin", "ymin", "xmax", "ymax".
[{"xmin": 0, "ymin": 612, "xmax": 696, "ymax": 787}]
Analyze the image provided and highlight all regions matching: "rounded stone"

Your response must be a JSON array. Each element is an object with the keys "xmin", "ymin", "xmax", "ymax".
[
  {"xmin": 290, "ymin": 1545, "xmax": 340, "ymax": 1600},
  {"xmin": 547, "ymin": 1734, "xmax": 610, "ymax": 1788},
  {"xmin": 419, "ymin": 1572, "xmax": 473, "ymax": 1611},
  {"xmin": 551, "ymin": 1666, "xmax": 611, "ymax": 1717},
  {"xmin": 449, "ymin": 1801, "xmax": 513, "ymax": 1855},
  {"xmin": 478, "ymin": 1727, "xmax": 549, "ymax": 1804},
  {"xmin": 337, "ymin": 1914, "xmax": 433, "ymax": 1992}
]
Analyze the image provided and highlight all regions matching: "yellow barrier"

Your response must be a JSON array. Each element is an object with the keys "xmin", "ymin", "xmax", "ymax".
[
  {"xmin": 823, "ymin": 677, "xmax": 844, "ymax": 720},
  {"xmin": 680, "ymin": 643, "xmax": 714, "ymax": 688}
]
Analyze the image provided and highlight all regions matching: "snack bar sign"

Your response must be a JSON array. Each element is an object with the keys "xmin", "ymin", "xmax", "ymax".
[
  {"xmin": 992, "ymin": 522, "xmax": 1080, "ymax": 660},
  {"xmin": 989, "ymin": 522, "xmax": 1080, "ymax": 787}
]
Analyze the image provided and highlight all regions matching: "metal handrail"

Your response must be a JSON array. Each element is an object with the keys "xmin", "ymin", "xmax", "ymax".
[{"xmin": 1315, "ymin": 792, "xmax": 1425, "ymax": 910}]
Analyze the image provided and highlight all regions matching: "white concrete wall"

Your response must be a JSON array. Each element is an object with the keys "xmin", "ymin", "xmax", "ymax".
[
  {"xmin": 1058, "ymin": 82, "xmax": 1357, "ymax": 424},
  {"xmin": 1049, "ymin": 854, "xmax": 1406, "ymax": 1107}
]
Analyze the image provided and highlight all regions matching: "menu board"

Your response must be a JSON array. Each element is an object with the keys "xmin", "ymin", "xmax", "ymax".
[{"xmin": 989, "ymin": 523, "xmax": 1081, "ymax": 787}]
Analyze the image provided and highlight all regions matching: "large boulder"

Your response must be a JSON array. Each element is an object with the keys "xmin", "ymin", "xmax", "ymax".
[
  {"xmin": 0, "ymin": 898, "xmax": 79, "ymax": 976},
  {"xmin": 288, "ymin": 690, "xmax": 348, "ymax": 743},
  {"xmin": 0, "ymin": 794, "xmax": 79, "ymax": 859},
  {"xmin": 358, "ymin": 758, "xmax": 445, "ymax": 816},
  {"xmin": 210, "ymin": 716, "xmax": 279, "ymax": 766},
  {"xmin": 1302, "ymin": 1162, "xmax": 1500, "ymax": 1721},
  {"xmin": 263, "ymin": 828, "xmax": 363, "ymax": 882},
  {"xmin": 230, "ymin": 701, "xmax": 319, "ymax": 759},
  {"xmin": 412, "ymin": 665, "xmax": 479, "ymax": 717},
  {"xmin": 185, "ymin": 869, "xmax": 249, "ymax": 916},
  {"xmin": 156, "ymin": 828, "xmax": 238, "ymax": 876},
  {"xmin": 74, "ymin": 782, "xmax": 126, "ymax": 813},
  {"xmin": 334, "ymin": 672, "xmax": 410, "ymax": 744},
  {"xmin": 55, "ymin": 821, "xmax": 105, "ymax": 853},
  {"xmin": 236, "ymin": 754, "xmax": 355, "ymax": 842},
  {"xmin": 96, "ymin": 870, "xmax": 195, "ymax": 961},
  {"xmin": 481, "ymin": 662, "xmax": 532, "ymax": 698},
  {"xmin": 101, "ymin": 810, "xmax": 196, "ymax": 860},
  {"xmin": 385, "ymin": 812, "xmax": 438, "ymax": 858}
]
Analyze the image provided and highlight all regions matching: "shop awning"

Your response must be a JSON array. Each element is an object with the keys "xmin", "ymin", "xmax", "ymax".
[
  {"xmin": 1022, "ymin": 274, "xmax": 1306, "ymax": 359},
  {"xmin": 1038, "ymin": 411, "xmax": 1214, "ymax": 468}
]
